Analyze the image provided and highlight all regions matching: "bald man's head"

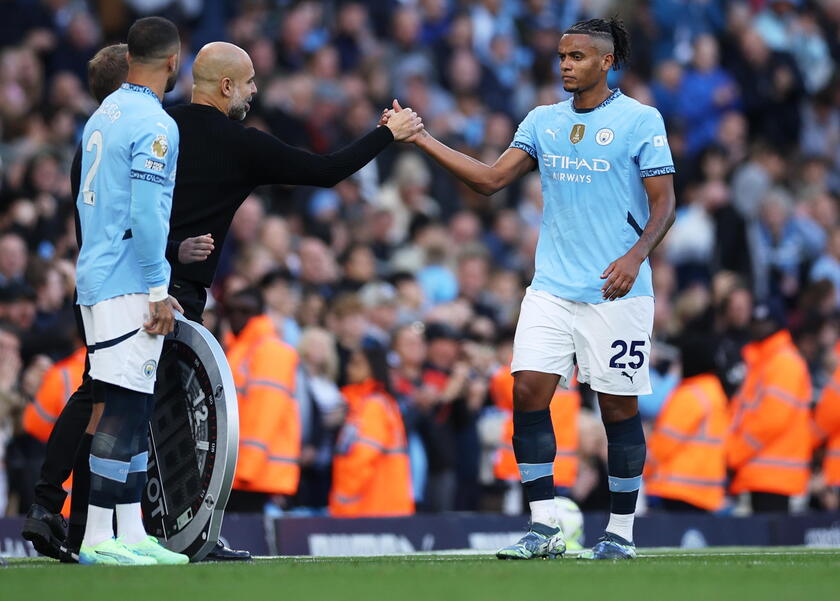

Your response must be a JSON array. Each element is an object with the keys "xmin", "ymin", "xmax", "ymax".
[{"xmin": 192, "ymin": 42, "xmax": 257, "ymax": 120}]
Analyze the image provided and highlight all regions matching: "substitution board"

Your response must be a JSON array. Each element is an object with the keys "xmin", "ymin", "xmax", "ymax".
[{"xmin": 142, "ymin": 314, "xmax": 239, "ymax": 561}]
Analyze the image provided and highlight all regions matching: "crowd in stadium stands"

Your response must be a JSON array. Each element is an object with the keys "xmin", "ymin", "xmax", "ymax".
[{"xmin": 2, "ymin": 0, "xmax": 840, "ymax": 519}]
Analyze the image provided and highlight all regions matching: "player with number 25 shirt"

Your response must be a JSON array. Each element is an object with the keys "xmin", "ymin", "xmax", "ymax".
[{"xmin": 391, "ymin": 17, "xmax": 676, "ymax": 560}]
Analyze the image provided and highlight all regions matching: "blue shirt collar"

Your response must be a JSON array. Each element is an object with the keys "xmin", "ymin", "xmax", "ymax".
[
  {"xmin": 121, "ymin": 82, "xmax": 160, "ymax": 103},
  {"xmin": 572, "ymin": 88, "xmax": 622, "ymax": 114}
]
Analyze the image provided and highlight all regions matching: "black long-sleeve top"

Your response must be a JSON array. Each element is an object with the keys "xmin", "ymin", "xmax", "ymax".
[{"xmin": 165, "ymin": 103, "xmax": 395, "ymax": 287}]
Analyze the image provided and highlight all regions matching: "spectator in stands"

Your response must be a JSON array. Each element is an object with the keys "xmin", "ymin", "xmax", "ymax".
[
  {"xmin": 676, "ymin": 34, "xmax": 739, "ymax": 155},
  {"xmin": 296, "ymin": 327, "xmax": 344, "ymax": 510},
  {"xmin": 810, "ymin": 227, "xmax": 840, "ymax": 307},
  {"xmin": 0, "ymin": 233, "xmax": 28, "ymax": 286}
]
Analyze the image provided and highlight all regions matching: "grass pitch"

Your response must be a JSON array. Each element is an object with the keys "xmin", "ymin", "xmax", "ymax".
[{"xmin": 2, "ymin": 548, "xmax": 838, "ymax": 601}]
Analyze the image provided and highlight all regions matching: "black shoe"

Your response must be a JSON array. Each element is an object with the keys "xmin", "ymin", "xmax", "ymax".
[
  {"xmin": 21, "ymin": 504, "xmax": 67, "ymax": 560},
  {"xmin": 57, "ymin": 541, "xmax": 80, "ymax": 564},
  {"xmin": 203, "ymin": 540, "xmax": 251, "ymax": 561}
]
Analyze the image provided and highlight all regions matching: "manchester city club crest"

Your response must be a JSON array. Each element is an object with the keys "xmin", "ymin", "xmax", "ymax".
[
  {"xmin": 596, "ymin": 128, "xmax": 615, "ymax": 145},
  {"xmin": 142, "ymin": 360, "xmax": 157, "ymax": 379},
  {"xmin": 570, "ymin": 123, "xmax": 586, "ymax": 144}
]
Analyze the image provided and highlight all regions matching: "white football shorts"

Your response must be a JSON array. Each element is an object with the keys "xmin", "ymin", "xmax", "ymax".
[
  {"xmin": 511, "ymin": 287, "xmax": 654, "ymax": 396},
  {"xmin": 80, "ymin": 293, "xmax": 165, "ymax": 394}
]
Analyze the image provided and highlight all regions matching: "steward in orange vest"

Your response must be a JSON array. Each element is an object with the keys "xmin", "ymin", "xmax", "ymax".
[
  {"xmin": 22, "ymin": 346, "xmax": 86, "ymax": 517},
  {"xmin": 815, "ymin": 366, "xmax": 840, "ymax": 487},
  {"xmin": 727, "ymin": 305, "xmax": 812, "ymax": 512},
  {"xmin": 491, "ymin": 366, "xmax": 579, "ymax": 489},
  {"xmin": 645, "ymin": 334, "xmax": 728, "ymax": 511},
  {"xmin": 225, "ymin": 289, "xmax": 300, "ymax": 511},
  {"xmin": 23, "ymin": 347, "xmax": 86, "ymax": 444},
  {"xmin": 330, "ymin": 348, "xmax": 413, "ymax": 517}
]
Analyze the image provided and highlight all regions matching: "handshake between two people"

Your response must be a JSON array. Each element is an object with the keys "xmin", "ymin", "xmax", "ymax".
[{"xmin": 379, "ymin": 99, "xmax": 426, "ymax": 144}]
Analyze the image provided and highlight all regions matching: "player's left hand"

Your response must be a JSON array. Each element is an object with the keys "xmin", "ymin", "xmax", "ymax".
[{"xmin": 600, "ymin": 251, "xmax": 644, "ymax": 301}]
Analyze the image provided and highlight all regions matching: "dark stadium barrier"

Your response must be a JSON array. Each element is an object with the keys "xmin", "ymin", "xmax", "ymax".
[{"xmin": 1, "ymin": 513, "xmax": 839, "ymax": 558}]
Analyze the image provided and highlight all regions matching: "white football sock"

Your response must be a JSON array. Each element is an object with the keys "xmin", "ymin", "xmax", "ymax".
[
  {"xmin": 81, "ymin": 505, "xmax": 114, "ymax": 548},
  {"xmin": 530, "ymin": 499, "xmax": 560, "ymax": 528},
  {"xmin": 116, "ymin": 503, "xmax": 147, "ymax": 544},
  {"xmin": 606, "ymin": 512, "xmax": 634, "ymax": 542}
]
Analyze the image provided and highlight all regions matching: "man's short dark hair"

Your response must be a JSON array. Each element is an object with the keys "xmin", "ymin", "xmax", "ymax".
[
  {"xmin": 88, "ymin": 44, "xmax": 128, "ymax": 103},
  {"xmin": 127, "ymin": 16, "xmax": 180, "ymax": 62}
]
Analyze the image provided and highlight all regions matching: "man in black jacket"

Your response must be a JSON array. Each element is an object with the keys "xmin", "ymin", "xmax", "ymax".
[{"xmin": 165, "ymin": 41, "xmax": 422, "ymax": 321}]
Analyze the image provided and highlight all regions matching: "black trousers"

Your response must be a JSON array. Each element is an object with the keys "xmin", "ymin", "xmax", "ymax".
[
  {"xmin": 226, "ymin": 490, "xmax": 269, "ymax": 513},
  {"xmin": 33, "ymin": 301, "xmax": 94, "ymax": 514},
  {"xmin": 169, "ymin": 278, "xmax": 206, "ymax": 323},
  {"xmin": 33, "ymin": 279, "xmax": 206, "ymax": 513},
  {"xmin": 750, "ymin": 492, "xmax": 790, "ymax": 513},
  {"xmin": 660, "ymin": 498, "xmax": 706, "ymax": 513}
]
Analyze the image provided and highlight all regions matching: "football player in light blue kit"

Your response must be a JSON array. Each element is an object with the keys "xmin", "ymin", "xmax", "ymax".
[
  {"xmin": 392, "ymin": 18, "xmax": 675, "ymax": 559},
  {"xmin": 76, "ymin": 17, "xmax": 187, "ymax": 566}
]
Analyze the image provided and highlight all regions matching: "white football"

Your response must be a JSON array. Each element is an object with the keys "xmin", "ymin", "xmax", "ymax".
[{"xmin": 555, "ymin": 496, "xmax": 584, "ymax": 547}]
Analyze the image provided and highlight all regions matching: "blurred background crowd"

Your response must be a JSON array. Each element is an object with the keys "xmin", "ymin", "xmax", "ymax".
[{"xmin": 1, "ymin": 0, "xmax": 840, "ymax": 519}]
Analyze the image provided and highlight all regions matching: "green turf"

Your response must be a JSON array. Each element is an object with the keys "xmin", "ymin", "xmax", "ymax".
[{"xmin": 2, "ymin": 549, "xmax": 839, "ymax": 601}]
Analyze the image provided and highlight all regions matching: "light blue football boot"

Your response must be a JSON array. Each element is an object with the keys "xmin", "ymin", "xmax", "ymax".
[
  {"xmin": 578, "ymin": 532, "xmax": 637, "ymax": 560},
  {"xmin": 496, "ymin": 522, "xmax": 566, "ymax": 560}
]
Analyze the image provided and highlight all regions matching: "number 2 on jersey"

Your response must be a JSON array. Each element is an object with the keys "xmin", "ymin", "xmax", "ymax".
[
  {"xmin": 609, "ymin": 340, "xmax": 645, "ymax": 369},
  {"xmin": 82, "ymin": 130, "xmax": 103, "ymax": 206}
]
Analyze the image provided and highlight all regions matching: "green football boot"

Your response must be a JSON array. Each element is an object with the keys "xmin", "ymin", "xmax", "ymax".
[
  {"xmin": 121, "ymin": 536, "xmax": 189, "ymax": 565},
  {"xmin": 79, "ymin": 538, "xmax": 156, "ymax": 566},
  {"xmin": 496, "ymin": 522, "xmax": 566, "ymax": 560}
]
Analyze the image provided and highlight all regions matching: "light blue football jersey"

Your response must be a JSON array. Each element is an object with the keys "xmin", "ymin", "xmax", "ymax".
[
  {"xmin": 511, "ymin": 89, "xmax": 674, "ymax": 304},
  {"xmin": 76, "ymin": 83, "xmax": 179, "ymax": 306}
]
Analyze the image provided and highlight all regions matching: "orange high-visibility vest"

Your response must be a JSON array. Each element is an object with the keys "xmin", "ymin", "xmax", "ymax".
[
  {"xmin": 727, "ymin": 330, "xmax": 812, "ymax": 496},
  {"xmin": 645, "ymin": 373, "xmax": 729, "ymax": 510},
  {"xmin": 329, "ymin": 380, "xmax": 414, "ymax": 517},
  {"xmin": 22, "ymin": 346, "xmax": 86, "ymax": 517},
  {"xmin": 815, "ymin": 367, "xmax": 840, "ymax": 486},
  {"xmin": 23, "ymin": 347, "xmax": 86, "ymax": 443},
  {"xmin": 227, "ymin": 314, "xmax": 301, "ymax": 495},
  {"xmin": 491, "ymin": 366, "xmax": 580, "ymax": 487}
]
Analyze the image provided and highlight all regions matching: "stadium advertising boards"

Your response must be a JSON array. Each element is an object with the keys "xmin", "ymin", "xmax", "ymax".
[{"xmin": 1, "ymin": 513, "xmax": 839, "ymax": 558}]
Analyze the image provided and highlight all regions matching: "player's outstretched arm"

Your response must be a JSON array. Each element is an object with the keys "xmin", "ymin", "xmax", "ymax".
[
  {"xmin": 415, "ymin": 133, "xmax": 535, "ymax": 196},
  {"xmin": 387, "ymin": 101, "xmax": 535, "ymax": 196},
  {"xmin": 600, "ymin": 173, "xmax": 675, "ymax": 301}
]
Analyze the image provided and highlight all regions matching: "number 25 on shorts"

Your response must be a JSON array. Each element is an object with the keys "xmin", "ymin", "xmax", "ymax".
[{"xmin": 609, "ymin": 340, "xmax": 645, "ymax": 369}]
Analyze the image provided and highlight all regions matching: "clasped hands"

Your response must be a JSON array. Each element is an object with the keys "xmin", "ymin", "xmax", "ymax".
[{"xmin": 379, "ymin": 99, "xmax": 425, "ymax": 143}]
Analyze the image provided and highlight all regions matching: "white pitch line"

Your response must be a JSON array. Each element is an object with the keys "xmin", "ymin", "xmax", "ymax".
[{"xmin": 250, "ymin": 548, "xmax": 840, "ymax": 561}]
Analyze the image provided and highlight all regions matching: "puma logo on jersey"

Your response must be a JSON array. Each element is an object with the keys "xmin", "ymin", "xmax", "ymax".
[
  {"xmin": 621, "ymin": 370, "xmax": 636, "ymax": 384},
  {"xmin": 544, "ymin": 128, "xmax": 561, "ymax": 140}
]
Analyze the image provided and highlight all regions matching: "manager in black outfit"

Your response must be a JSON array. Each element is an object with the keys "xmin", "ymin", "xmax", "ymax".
[
  {"xmin": 23, "ymin": 40, "xmax": 423, "ymax": 562},
  {"xmin": 166, "ymin": 41, "xmax": 422, "ymax": 321}
]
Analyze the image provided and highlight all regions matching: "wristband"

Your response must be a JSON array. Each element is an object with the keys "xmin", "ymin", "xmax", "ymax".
[{"xmin": 149, "ymin": 285, "xmax": 168, "ymax": 303}]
